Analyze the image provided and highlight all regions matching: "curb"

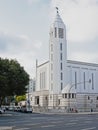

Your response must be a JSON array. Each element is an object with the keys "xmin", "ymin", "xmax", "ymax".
[
  {"xmin": 36, "ymin": 111, "xmax": 98, "ymax": 115},
  {"xmin": 0, "ymin": 113, "xmax": 12, "ymax": 116},
  {"xmin": 0, "ymin": 127, "xmax": 13, "ymax": 130}
]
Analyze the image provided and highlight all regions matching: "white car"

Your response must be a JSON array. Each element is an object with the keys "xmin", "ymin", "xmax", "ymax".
[{"xmin": 0, "ymin": 108, "xmax": 4, "ymax": 114}]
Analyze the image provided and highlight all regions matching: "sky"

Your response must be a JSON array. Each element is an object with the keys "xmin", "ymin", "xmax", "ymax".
[{"xmin": 0, "ymin": 0, "xmax": 98, "ymax": 78}]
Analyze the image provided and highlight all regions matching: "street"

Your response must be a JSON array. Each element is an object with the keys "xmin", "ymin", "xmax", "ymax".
[{"xmin": 0, "ymin": 111, "xmax": 98, "ymax": 130}]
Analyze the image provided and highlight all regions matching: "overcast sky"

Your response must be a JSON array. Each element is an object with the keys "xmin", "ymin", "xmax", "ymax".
[{"xmin": 0, "ymin": 0, "xmax": 98, "ymax": 78}]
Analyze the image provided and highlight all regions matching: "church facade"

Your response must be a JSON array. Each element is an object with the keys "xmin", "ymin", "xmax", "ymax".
[{"xmin": 30, "ymin": 10, "xmax": 98, "ymax": 112}]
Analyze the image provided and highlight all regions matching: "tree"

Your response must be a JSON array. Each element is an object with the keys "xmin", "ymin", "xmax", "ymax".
[
  {"xmin": 0, "ymin": 58, "xmax": 29, "ymax": 106},
  {"xmin": 16, "ymin": 95, "xmax": 26, "ymax": 103}
]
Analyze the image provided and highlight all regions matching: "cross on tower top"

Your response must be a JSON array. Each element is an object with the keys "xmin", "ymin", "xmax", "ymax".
[{"xmin": 56, "ymin": 7, "xmax": 59, "ymax": 14}]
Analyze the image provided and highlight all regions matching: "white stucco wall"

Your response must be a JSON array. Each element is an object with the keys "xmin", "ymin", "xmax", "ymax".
[
  {"xmin": 36, "ymin": 61, "xmax": 49, "ymax": 91},
  {"xmin": 66, "ymin": 60, "xmax": 98, "ymax": 94}
]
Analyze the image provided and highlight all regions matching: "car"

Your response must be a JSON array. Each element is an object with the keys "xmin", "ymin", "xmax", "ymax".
[
  {"xmin": 0, "ymin": 108, "xmax": 4, "ymax": 114},
  {"xmin": 21, "ymin": 106, "xmax": 32, "ymax": 113}
]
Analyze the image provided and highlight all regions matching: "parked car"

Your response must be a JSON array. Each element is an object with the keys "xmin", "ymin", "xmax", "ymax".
[
  {"xmin": 21, "ymin": 106, "xmax": 32, "ymax": 113},
  {"xmin": 0, "ymin": 108, "xmax": 4, "ymax": 114},
  {"xmin": 14, "ymin": 106, "xmax": 21, "ymax": 112}
]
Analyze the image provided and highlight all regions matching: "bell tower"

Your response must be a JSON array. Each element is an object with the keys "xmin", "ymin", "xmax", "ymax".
[{"xmin": 49, "ymin": 8, "xmax": 67, "ymax": 107}]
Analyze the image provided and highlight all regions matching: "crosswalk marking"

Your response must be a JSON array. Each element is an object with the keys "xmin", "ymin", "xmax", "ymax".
[
  {"xmin": 70, "ymin": 119, "xmax": 78, "ymax": 122},
  {"xmin": 65, "ymin": 122, "xmax": 77, "ymax": 125},
  {"xmin": 14, "ymin": 128, "xmax": 29, "ymax": 130},
  {"xmin": 81, "ymin": 127, "xmax": 96, "ymax": 130},
  {"xmin": 41, "ymin": 125, "xmax": 55, "ymax": 128},
  {"xmin": 85, "ymin": 121, "xmax": 92, "ymax": 123}
]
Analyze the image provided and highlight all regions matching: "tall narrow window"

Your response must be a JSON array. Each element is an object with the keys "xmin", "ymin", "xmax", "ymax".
[
  {"xmin": 92, "ymin": 73, "xmax": 94, "ymax": 89},
  {"xmin": 65, "ymin": 94, "xmax": 67, "ymax": 98},
  {"xmin": 44, "ymin": 72, "xmax": 45, "ymax": 88},
  {"xmin": 61, "ymin": 72, "xmax": 63, "ymax": 80},
  {"xmin": 59, "ymin": 28, "xmax": 64, "ymax": 38},
  {"xmin": 51, "ymin": 73, "xmax": 53, "ymax": 80},
  {"xmin": 51, "ymin": 63, "xmax": 53, "ymax": 70},
  {"xmin": 88, "ymin": 96, "xmax": 90, "ymax": 100},
  {"xmin": 55, "ymin": 27, "xmax": 57, "ymax": 38},
  {"xmin": 51, "ymin": 54, "xmax": 53, "ymax": 61},
  {"xmin": 60, "ymin": 53, "xmax": 62, "ymax": 60},
  {"xmin": 51, "ymin": 44, "xmax": 53, "ymax": 52},
  {"xmin": 84, "ymin": 72, "xmax": 85, "ymax": 89},
  {"xmin": 72, "ymin": 93, "xmax": 74, "ymax": 98},
  {"xmin": 60, "ymin": 43, "xmax": 62, "ymax": 50},
  {"xmin": 40, "ymin": 73, "xmax": 41, "ymax": 89},
  {"xmin": 61, "ymin": 82, "xmax": 63, "ymax": 90},
  {"xmin": 69, "ymin": 93, "xmax": 71, "ymax": 99},
  {"xmin": 61, "ymin": 63, "xmax": 62, "ymax": 70},
  {"xmin": 51, "ymin": 83, "xmax": 53, "ymax": 91},
  {"xmin": 75, "ymin": 72, "xmax": 77, "ymax": 89},
  {"xmin": 42, "ymin": 72, "xmax": 43, "ymax": 89}
]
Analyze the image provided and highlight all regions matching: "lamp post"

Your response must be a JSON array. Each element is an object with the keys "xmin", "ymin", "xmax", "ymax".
[
  {"xmin": 68, "ymin": 79, "xmax": 91, "ymax": 112},
  {"xmin": 26, "ymin": 85, "xmax": 30, "ymax": 111}
]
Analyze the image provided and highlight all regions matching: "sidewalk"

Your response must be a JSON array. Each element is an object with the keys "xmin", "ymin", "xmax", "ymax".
[
  {"xmin": 0, "ymin": 113, "xmax": 12, "ymax": 116},
  {"xmin": 36, "ymin": 111, "xmax": 98, "ymax": 115},
  {"xmin": 0, "ymin": 127, "xmax": 13, "ymax": 130}
]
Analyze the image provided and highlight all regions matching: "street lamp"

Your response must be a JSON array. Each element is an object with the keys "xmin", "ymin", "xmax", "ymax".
[
  {"xmin": 67, "ymin": 79, "xmax": 91, "ymax": 112},
  {"xmin": 27, "ymin": 85, "xmax": 30, "ymax": 111}
]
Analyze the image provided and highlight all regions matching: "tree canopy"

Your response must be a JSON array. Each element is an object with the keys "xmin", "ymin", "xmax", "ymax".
[
  {"xmin": 16, "ymin": 95, "xmax": 26, "ymax": 103},
  {"xmin": 0, "ymin": 58, "xmax": 29, "ymax": 106}
]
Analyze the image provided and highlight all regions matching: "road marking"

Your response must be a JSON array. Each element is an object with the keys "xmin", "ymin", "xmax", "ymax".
[
  {"xmin": 14, "ymin": 128, "xmax": 29, "ymax": 130},
  {"xmin": 70, "ymin": 119, "xmax": 78, "ymax": 122},
  {"xmin": 26, "ymin": 121, "xmax": 63, "ymax": 127},
  {"xmin": 41, "ymin": 125, "xmax": 55, "ymax": 128},
  {"xmin": 27, "ymin": 123, "xmax": 41, "ymax": 126},
  {"xmin": 84, "ymin": 121, "xmax": 92, "ymax": 123},
  {"xmin": 51, "ymin": 121, "xmax": 63, "ymax": 124},
  {"xmin": 47, "ymin": 118, "xmax": 64, "ymax": 121},
  {"xmin": 65, "ymin": 122, "xmax": 77, "ymax": 125},
  {"xmin": 81, "ymin": 127, "xmax": 96, "ymax": 130},
  {"xmin": 0, "ymin": 127, "xmax": 13, "ymax": 130}
]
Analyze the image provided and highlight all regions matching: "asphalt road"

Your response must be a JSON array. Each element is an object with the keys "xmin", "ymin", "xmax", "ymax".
[{"xmin": 0, "ymin": 111, "xmax": 98, "ymax": 130}]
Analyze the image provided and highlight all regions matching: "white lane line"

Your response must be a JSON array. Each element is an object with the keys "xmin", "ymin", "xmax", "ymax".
[
  {"xmin": 47, "ymin": 118, "xmax": 64, "ymax": 121},
  {"xmin": 84, "ymin": 121, "xmax": 92, "ymax": 123},
  {"xmin": 65, "ymin": 122, "xmax": 77, "ymax": 125},
  {"xmin": 51, "ymin": 121, "xmax": 63, "ymax": 124},
  {"xmin": 26, "ymin": 123, "xmax": 43, "ymax": 126},
  {"xmin": 8, "ymin": 120, "xmax": 33, "ymax": 124},
  {"xmin": 81, "ymin": 127, "xmax": 96, "ymax": 130},
  {"xmin": 41, "ymin": 125, "xmax": 55, "ymax": 128},
  {"xmin": 27, "ymin": 121, "xmax": 63, "ymax": 127},
  {"xmin": 70, "ymin": 120, "xmax": 78, "ymax": 122},
  {"xmin": 14, "ymin": 128, "xmax": 29, "ymax": 130}
]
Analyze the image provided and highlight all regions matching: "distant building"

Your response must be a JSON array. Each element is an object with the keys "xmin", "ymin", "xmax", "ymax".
[
  {"xmin": 31, "ymin": 9, "xmax": 98, "ymax": 112},
  {"xmin": 26, "ymin": 79, "xmax": 36, "ymax": 106}
]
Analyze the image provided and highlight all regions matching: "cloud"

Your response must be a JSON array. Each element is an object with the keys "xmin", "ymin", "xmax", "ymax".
[
  {"xmin": 27, "ymin": 0, "xmax": 40, "ymax": 5},
  {"xmin": 51, "ymin": 0, "xmax": 98, "ymax": 63},
  {"xmin": 69, "ymin": 51, "xmax": 98, "ymax": 63},
  {"xmin": 51, "ymin": 0, "xmax": 98, "ymax": 43},
  {"xmin": 0, "ymin": 31, "xmax": 42, "ymax": 77}
]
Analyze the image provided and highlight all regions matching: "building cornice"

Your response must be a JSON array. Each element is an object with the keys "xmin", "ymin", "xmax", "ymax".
[
  {"xmin": 67, "ymin": 60, "xmax": 98, "ymax": 67},
  {"xmin": 37, "ymin": 61, "xmax": 49, "ymax": 68}
]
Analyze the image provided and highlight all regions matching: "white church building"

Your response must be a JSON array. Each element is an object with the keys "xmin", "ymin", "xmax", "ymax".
[{"xmin": 30, "ymin": 9, "xmax": 98, "ymax": 112}]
